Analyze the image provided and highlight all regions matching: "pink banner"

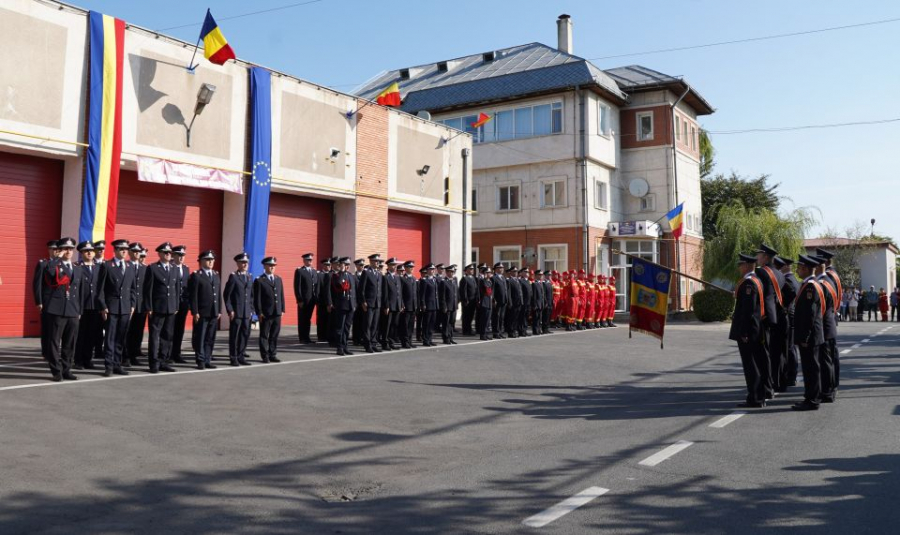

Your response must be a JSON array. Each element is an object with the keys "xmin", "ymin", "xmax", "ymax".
[{"xmin": 137, "ymin": 156, "xmax": 244, "ymax": 194}]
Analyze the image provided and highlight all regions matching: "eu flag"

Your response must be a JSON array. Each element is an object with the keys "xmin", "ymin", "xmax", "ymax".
[{"xmin": 245, "ymin": 67, "xmax": 272, "ymax": 276}]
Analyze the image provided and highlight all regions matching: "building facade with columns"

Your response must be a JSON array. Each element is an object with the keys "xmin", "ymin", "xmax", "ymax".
[
  {"xmin": 356, "ymin": 14, "xmax": 714, "ymax": 310},
  {"xmin": 0, "ymin": 0, "xmax": 471, "ymax": 337}
]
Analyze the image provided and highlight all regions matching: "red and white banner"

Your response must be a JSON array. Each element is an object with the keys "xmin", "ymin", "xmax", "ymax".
[{"xmin": 137, "ymin": 156, "xmax": 243, "ymax": 194}]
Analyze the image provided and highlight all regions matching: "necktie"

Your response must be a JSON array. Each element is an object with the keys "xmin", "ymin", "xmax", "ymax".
[{"xmin": 269, "ymin": 275, "xmax": 274, "ymax": 282}]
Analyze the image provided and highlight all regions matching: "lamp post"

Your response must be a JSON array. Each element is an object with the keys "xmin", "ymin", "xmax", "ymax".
[
  {"xmin": 186, "ymin": 83, "xmax": 216, "ymax": 148},
  {"xmin": 870, "ymin": 218, "xmax": 876, "ymax": 237}
]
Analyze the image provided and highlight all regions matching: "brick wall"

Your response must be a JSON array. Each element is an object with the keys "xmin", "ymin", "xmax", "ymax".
[
  {"xmin": 473, "ymin": 225, "xmax": 608, "ymax": 272},
  {"xmin": 354, "ymin": 105, "xmax": 389, "ymax": 255}
]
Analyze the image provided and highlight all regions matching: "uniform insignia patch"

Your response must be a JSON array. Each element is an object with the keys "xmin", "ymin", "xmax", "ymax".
[
  {"xmin": 746, "ymin": 287, "xmax": 752, "ymax": 295},
  {"xmin": 806, "ymin": 291, "xmax": 812, "ymax": 299}
]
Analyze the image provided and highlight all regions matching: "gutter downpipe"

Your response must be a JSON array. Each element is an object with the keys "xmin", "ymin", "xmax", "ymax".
[
  {"xmin": 578, "ymin": 86, "xmax": 589, "ymax": 271},
  {"xmin": 462, "ymin": 147, "xmax": 470, "ymax": 270},
  {"xmin": 671, "ymin": 84, "xmax": 691, "ymax": 311}
]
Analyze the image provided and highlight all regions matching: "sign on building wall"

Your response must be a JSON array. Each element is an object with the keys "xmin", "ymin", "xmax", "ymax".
[{"xmin": 619, "ymin": 221, "xmax": 637, "ymax": 236}]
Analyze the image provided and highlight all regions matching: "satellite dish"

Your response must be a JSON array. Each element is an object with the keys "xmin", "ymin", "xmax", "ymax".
[
  {"xmin": 417, "ymin": 111, "xmax": 432, "ymax": 121},
  {"xmin": 628, "ymin": 178, "xmax": 650, "ymax": 198}
]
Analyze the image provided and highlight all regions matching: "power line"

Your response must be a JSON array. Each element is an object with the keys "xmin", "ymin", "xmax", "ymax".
[
  {"xmin": 706, "ymin": 118, "xmax": 900, "ymax": 135},
  {"xmin": 158, "ymin": 0, "xmax": 326, "ymax": 32}
]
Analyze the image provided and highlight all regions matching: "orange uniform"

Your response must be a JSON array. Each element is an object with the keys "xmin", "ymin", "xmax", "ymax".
[
  {"xmin": 551, "ymin": 272, "xmax": 564, "ymax": 325},
  {"xmin": 583, "ymin": 275, "xmax": 596, "ymax": 327},
  {"xmin": 566, "ymin": 270, "xmax": 581, "ymax": 329}
]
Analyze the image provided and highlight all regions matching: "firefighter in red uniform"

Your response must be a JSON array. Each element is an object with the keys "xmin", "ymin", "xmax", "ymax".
[
  {"xmin": 605, "ymin": 276, "xmax": 618, "ymax": 327},
  {"xmin": 596, "ymin": 275, "xmax": 608, "ymax": 328},
  {"xmin": 584, "ymin": 274, "xmax": 596, "ymax": 329},
  {"xmin": 566, "ymin": 270, "xmax": 580, "ymax": 330},
  {"xmin": 592, "ymin": 274, "xmax": 603, "ymax": 329},
  {"xmin": 550, "ymin": 271, "xmax": 563, "ymax": 327}
]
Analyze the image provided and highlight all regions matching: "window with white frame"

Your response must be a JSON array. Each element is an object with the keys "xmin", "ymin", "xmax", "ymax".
[
  {"xmin": 675, "ymin": 115, "xmax": 681, "ymax": 141},
  {"xmin": 497, "ymin": 184, "xmax": 520, "ymax": 211},
  {"xmin": 594, "ymin": 180, "xmax": 608, "ymax": 210},
  {"xmin": 637, "ymin": 111, "xmax": 654, "ymax": 141},
  {"xmin": 686, "ymin": 213, "xmax": 694, "ymax": 231},
  {"xmin": 494, "ymin": 246, "xmax": 521, "ymax": 269},
  {"xmin": 639, "ymin": 193, "xmax": 656, "ymax": 212},
  {"xmin": 682, "ymin": 120, "xmax": 688, "ymax": 145},
  {"xmin": 598, "ymin": 102, "xmax": 611, "ymax": 136},
  {"xmin": 445, "ymin": 101, "xmax": 563, "ymax": 144},
  {"xmin": 691, "ymin": 126, "xmax": 697, "ymax": 149},
  {"xmin": 541, "ymin": 179, "xmax": 566, "ymax": 208},
  {"xmin": 539, "ymin": 245, "xmax": 567, "ymax": 272}
]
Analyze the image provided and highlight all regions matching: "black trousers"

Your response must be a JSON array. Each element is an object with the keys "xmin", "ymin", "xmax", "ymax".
[
  {"xmin": 442, "ymin": 308, "xmax": 456, "ymax": 343},
  {"xmin": 831, "ymin": 338, "xmax": 839, "ymax": 388},
  {"xmin": 532, "ymin": 307, "xmax": 544, "ymax": 335},
  {"xmin": 39, "ymin": 309, "xmax": 49, "ymax": 358},
  {"xmin": 784, "ymin": 314, "xmax": 800, "ymax": 385},
  {"xmin": 477, "ymin": 306, "xmax": 492, "ymax": 338},
  {"xmin": 258, "ymin": 315, "xmax": 281, "ymax": 361},
  {"xmin": 148, "ymin": 312, "xmax": 176, "ymax": 370},
  {"xmin": 316, "ymin": 303, "xmax": 329, "ymax": 342},
  {"xmin": 298, "ymin": 300, "xmax": 315, "ymax": 343},
  {"xmin": 505, "ymin": 305, "xmax": 518, "ymax": 335},
  {"xmin": 399, "ymin": 310, "xmax": 415, "ymax": 346},
  {"xmin": 759, "ymin": 326, "xmax": 773, "ymax": 397},
  {"xmin": 799, "ymin": 343, "xmax": 821, "ymax": 405},
  {"xmin": 461, "ymin": 301, "xmax": 476, "ymax": 335},
  {"xmin": 362, "ymin": 306, "xmax": 379, "ymax": 349},
  {"xmin": 737, "ymin": 339, "xmax": 767, "ymax": 404},
  {"xmin": 75, "ymin": 310, "xmax": 103, "ymax": 367},
  {"xmin": 416, "ymin": 310, "xmax": 423, "ymax": 340},
  {"xmin": 172, "ymin": 306, "xmax": 189, "ymax": 360},
  {"xmin": 331, "ymin": 309, "xmax": 350, "ymax": 352},
  {"xmin": 542, "ymin": 306, "xmax": 551, "ymax": 333},
  {"xmin": 769, "ymin": 319, "xmax": 787, "ymax": 392},
  {"xmin": 192, "ymin": 316, "xmax": 217, "ymax": 364},
  {"xmin": 422, "ymin": 310, "xmax": 436, "ymax": 344},
  {"xmin": 492, "ymin": 305, "xmax": 506, "ymax": 337},
  {"xmin": 126, "ymin": 311, "xmax": 147, "ymax": 360},
  {"xmin": 46, "ymin": 315, "xmax": 79, "ymax": 377},
  {"xmin": 229, "ymin": 316, "xmax": 251, "ymax": 360},
  {"xmin": 343, "ymin": 308, "xmax": 354, "ymax": 350},
  {"xmin": 819, "ymin": 339, "xmax": 836, "ymax": 400},
  {"xmin": 474, "ymin": 306, "xmax": 483, "ymax": 335},
  {"xmin": 381, "ymin": 309, "xmax": 399, "ymax": 347},
  {"xmin": 103, "ymin": 313, "xmax": 130, "ymax": 370}
]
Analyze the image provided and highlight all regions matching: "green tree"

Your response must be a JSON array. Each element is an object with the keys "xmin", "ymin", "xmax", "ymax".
[
  {"xmin": 699, "ymin": 129, "xmax": 715, "ymax": 179},
  {"xmin": 701, "ymin": 172, "xmax": 780, "ymax": 239},
  {"xmin": 703, "ymin": 203, "xmax": 816, "ymax": 284}
]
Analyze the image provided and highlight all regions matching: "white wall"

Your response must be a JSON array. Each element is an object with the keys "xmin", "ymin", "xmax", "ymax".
[{"xmin": 859, "ymin": 247, "xmax": 898, "ymax": 292}]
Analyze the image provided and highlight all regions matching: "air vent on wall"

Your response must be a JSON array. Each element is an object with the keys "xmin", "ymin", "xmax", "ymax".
[
  {"xmin": 399, "ymin": 68, "xmax": 410, "ymax": 80},
  {"xmin": 437, "ymin": 61, "xmax": 448, "ymax": 73},
  {"xmin": 482, "ymin": 51, "xmax": 495, "ymax": 63}
]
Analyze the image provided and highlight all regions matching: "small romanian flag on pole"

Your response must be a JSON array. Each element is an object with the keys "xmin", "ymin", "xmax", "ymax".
[
  {"xmin": 376, "ymin": 82, "xmax": 401, "ymax": 107},
  {"xmin": 666, "ymin": 202, "xmax": 685, "ymax": 240},
  {"xmin": 629, "ymin": 257, "xmax": 672, "ymax": 349},
  {"xmin": 200, "ymin": 9, "xmax": 235, "ymax": 65},
  {"xmin": 471, "ymin": 113, "xmax": 492, "ymax": 128}
]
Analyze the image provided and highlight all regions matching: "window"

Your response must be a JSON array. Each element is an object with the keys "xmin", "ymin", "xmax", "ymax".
[
  {"xmin": 541, "ymin": 179, "xmax": 566, "ymax": 208},
  {"xmin": 691, "ymin": 126, "xmax": 697, "ymax": 150},
  {"xmin": 598, "ymin": 103, "xmax": 611, "ymax": 136},
  {"xmin": 675, "ymin": 115, "xmax": 681, "ymax": 141},
  {"xmin": 686, "ymin": 213, "xmax": 694, "ymax": 231},
  {"xmin": 443, "ymin": 176, "xmax": 450, "ymax": 206},
  {"xmin": 682, "ymin": 120, "xmax": 688, "ymax": 145},
  {"xmin": 471, "ymin": 189, "xmax": 477, "ymax": 212},
  {"xmin": 639, "ymin": 193, "xmax": 656, "ymax": 212},
  {"xmin": 494, "ymin": 246, "xmax": 521, "ymax": 269},
  {"xmin": 471, "ymin": 247, "xmax": 479, "ymax": 264},
  {"xmin": 594, "ymin": 180, "xmax": 608, "ymax": 210},
  {"xmin": 637, "ymin": 111, "xmax": 654, "ymax": 141},
  {"xmin": 611, "ymin": 240, "xmax": 659, "ymax": 312},
  {"xmin": 539, "ymin": 245, "xmax": 568, "ymax": 272},
  {"xmin": 551, "ymin": 102, "xmax": 563, "ymax": 132},
  {"xmin": 443, "ymin": 101, "xmax": 563, "ymax": 144},
  {"xmin": 497, "ymin": 184, "xmax": 520, "ymax": 211},
  {"xmin": 515, "ymin": 107, "xmax": 533, "ymax": 138},
  {"xmin": 495, "ymin": 110, "xmax": 514, "ymax": 141}
]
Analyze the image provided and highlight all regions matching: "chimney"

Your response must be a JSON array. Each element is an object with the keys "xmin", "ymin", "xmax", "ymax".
[{"xmin": 557, "ymin": 14, "xmax": 573, "ymax": 54}]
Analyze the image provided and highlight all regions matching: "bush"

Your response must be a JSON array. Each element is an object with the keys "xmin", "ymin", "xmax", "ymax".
[{"xmin": 692, "ymin": 289, "xmax": 735, "ymax": 322}]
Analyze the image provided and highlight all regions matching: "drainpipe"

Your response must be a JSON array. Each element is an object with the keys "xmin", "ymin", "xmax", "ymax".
[
  {"xmin": 461, "ymin": 147, "xmax": 470, "ymax": 270},
  {"xmin": 670, "ymin": 84, "xmax": 690, "ymax": 310},
  {"xmin": 575, "ymin": 86, "xmax": 589, "ymax": 271}
]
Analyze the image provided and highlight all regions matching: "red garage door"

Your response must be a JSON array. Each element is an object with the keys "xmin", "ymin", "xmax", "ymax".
[
  {"xmin": 0, "ymin": 152, "xmax": 63, "ymax": 337},
  {"xmin": 388, "ymin": 210, "xmax": 431, "ymax": 269},
  {"xmin": 265, "ymin": 193, "xmax": 333, "ymax": 326}
]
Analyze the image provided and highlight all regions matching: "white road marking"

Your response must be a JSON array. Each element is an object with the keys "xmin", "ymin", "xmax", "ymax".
[
  {"xmin": 522, "ymin": 487, "xmax": 610, "ymax": 528},
  {"xmin": 841, "ymin": 349, "xmax": 852, "ymax": 354},
  {"xmin": 638, "ymin": 440, "xmax": 694, "ymax": 467},
  {"xmin": 851, "ymin": 344, "xmax": 862, "ymax": 349},
  {"xmin": 861, "ymin": 339, "xmax": 871, "ymax": 343},
  {"xmin": 709, "ymin": 412, "xmax": 747, "ymax": 428}
]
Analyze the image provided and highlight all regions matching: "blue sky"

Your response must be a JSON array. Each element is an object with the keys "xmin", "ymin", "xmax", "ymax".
[{"xmin": 75, "ymin": 0, "xmax": 900, "ymax": 242}]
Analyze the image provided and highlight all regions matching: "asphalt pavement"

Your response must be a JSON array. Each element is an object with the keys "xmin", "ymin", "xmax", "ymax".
[{"xmin": 0, "ymin": 319, "xmax": 897, "ymax": 534}]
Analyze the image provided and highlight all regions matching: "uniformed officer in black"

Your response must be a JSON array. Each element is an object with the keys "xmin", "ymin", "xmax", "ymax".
[
  {"xmin": 775, "ymin": 256, "xmax": 801, "ymax": 389},
  {"xmin": 41, "ymin": 237, "xmax": 83, "ymax": 381},
  {"xmin": 491, "ymin": 263, "xmax": 509, "ymax": 339},
  {"xmin": 380, "ymin": 258, "xmax": 402, "ymax": 350},
  {"xmin": 34, "ymin": 239, "xmax": 60, "ymax": 359},
  {"xmin": 440, "ymin": 264, "xmax": 459, "ymax": 344},
  {"xmin": 326, "ymin": 257, "xmax": 356, "ymax": 356},
  {"xmin": 519, "ymin": 267, "xmax": 533, "ymax": 337},
  {"xmin": 190, "ymin": 250, "xmax": 222, "ymax": 369},
  {"xmin": 170, "ymin": 245, "xmax": 191, "ymax": 363},
  {"xmin": 813, "ymin": 255, "xmax": 839, "ymax": 403},
  {"xmin": 755, "ymin": 243, "xmax": 785, "ymax": 399},
  {"xmin": 144, "ymin": 242, "xmax": 179, "ymax": 373},
  {"xmin": 351, "ymin": 258, "xmax": 365, "ymax": 346},
  {"xmin": 791, "ymin": 255, "xmax": 826, "ymax": 411},
  {"xmin": 730, "ymin": 253, "xmax": 767, "ymax": 408},
  {"xmin": 316, "ymin": 257, "xmax": 332, "ymax": 343},
  {"xmin": 93, "ymin": 240, "xmax": 106, "ymax": 264},
  {"xmin": 459, "ymin": 264, "xmax": 478, "ymax": 335},
  {"xmin": 542, "ymin": 270, "xmax": 554, "ymax": 334},
  {"xmin": 505, "ymin": 266, "xmax": 521, "ymax": 337},
  {"xmin": 418, "ymin": 263, "xmax": 439, "ymax": 346},
  {"xmin": 398, "ymin": 261, "xmax": 418, "ymax": 348},
  {"xmin": 225, "ymin": 252, "xmax": 254, "ymax": 366},
  {"xmin": 125, "ymin": 242, "xmax": 148, "ymax": 366},
  {"xmin": 359, "ymin": 254, "xmax": 384, "ymax": 353},
  {"xmin": 74, "ymin": 241, "xmax": 103, "ymax": 370},
  {"xmin": 97, "ymin": 239, "xmax": 136, "ymax": 376},
  {"xmin": 817, "ymin": 248, "xmax": 843, "ymax": 388},
  {"xmin": 477, "ymin": 265, "xmax": 494, "ymax": 340},
  {"xmin": 293, "ymin": 252, "xmax": 317, "ymax": 345},
  {"xmin": 254, "ymin": 256, "xmax": 285, "ymax": 363},
  {"xmin": 531, "ymin": 270, "xmax": 546, "ymax": 336}
]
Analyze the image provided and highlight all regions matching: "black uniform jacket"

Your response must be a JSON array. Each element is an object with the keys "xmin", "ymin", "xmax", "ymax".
[
  {"xmin": 400, "ymin": 274, "xmax": 418, "ymax": 311},
  {"xmin": 224, "ymin": 271, "xmax": 255, "ymax": 318},
  {"xmin": 326, "ymin": 271, "xmax": 355, "ymax": 312},
  {"xmin": 793, "ymin": 277, "xmax": 825, "ymax": 346},
  {"xmin": 253, "ymin": 274, "xmax": 285, "ymax": 317},
  {"xmin": 131, "ymin": 263, "xmax": 150, "ymax": 313},
  {"xmin": 459, "ymin": 275, "xmax": 477, "ymax": 304},
  {"xmin": 439, "ymin": 277, "xmax": 459, "ymax": 313},
  {"xmin": 729, "ymin": 274, "xmax": 764, "ymax": 342},
  {"xmin": 782, "ymin": 272, "xmax": 800, "ymax": 315},
  {"xmin": 359, "ymin": 268, "xmax": 383, "ymax": 308},
  {"xmin": 98, "ymin": 259, "xmax": 138, "ymax": 314},
  {"xmin": 477, "ymin": 276, "xmax": 493, "ymax": 308},
  {"xmin": 145, "ymin": 262, "xmax": 180, "ymax": 314},
  {"xmin": 382, "ymin": 272, "xmax": 402, "ymax": 312},
  {"xmin": 41, "ymin": 260, "xmax": 83, "ymax": 317},
  {"xmin": 190, "ymin": 270, "xmax": 222, "ymax": 318},
  {"xmin": 294, "ymin": 266, "xmax": 318, "ymax": 304},
  {"xmin": 531, "ymin": 280, "xmax": 545, "ymax": 309},
  {"xmin": 492, "ymin": 275, "xmax": 509, "ymax": 307},
  {"xmin": 175, "ymin": 263, "xmax": 191, "ymax": 307},
  {"xmin": 418, "ymin": 276, "xmax": 439, "ymax": 311},
  {"xmin": 817, "ymin": 275, "xmax": 838, "ymax": 341},
  {"xmin": 79, "ymin": 262, "xmax": 103, "ymax": 312},
  {"xmin": 755, "ymin": 264, "xmax": 785, "ymax": 326}
]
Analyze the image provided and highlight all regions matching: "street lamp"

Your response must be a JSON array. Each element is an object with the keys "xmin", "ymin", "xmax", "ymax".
[{"xmin": 186, "ymin": 83, "xmax": 216, "ymax": 147}]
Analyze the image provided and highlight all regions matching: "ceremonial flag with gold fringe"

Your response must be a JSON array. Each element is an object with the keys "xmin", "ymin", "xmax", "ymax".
[
  {"xmin": 629, "ymin": 257, "xmax": 672, "ymax": 348},
  {"xmin": 376, "ymin": 82, "xmax": 401, "ymax": 107},
  {"xmin": 79, "ymin": 11, "xmax": 125, "ymax": 253}
]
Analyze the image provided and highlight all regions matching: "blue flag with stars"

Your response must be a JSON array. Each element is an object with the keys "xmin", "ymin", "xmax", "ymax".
[{"xmin": 245, "ymin": 67, "xmax": 272, "ymax": 276}]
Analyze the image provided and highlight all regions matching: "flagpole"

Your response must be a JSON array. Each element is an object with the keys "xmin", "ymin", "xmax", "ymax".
[
  {"xmin": 612, "ymin": 249, "xmax": 732, "ymax": 294},
  {"xmin": 346, "ymin": 98, "xmax": 376, "ymax": 119},
  {"xmin": 186, "ymin": 9, "xmax": 209, "ymax": 72}
]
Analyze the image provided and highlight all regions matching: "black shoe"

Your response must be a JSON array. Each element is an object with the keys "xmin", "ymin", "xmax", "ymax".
[
  {"xmin": 820, "ymin": 397, "xmax": 835, "ymax": 403},
  {"xmin": 103, "ymin": 369, "xmax": 112, "ymax": 377},
  {"xmin": 206, "ymin": 363, "xmax": 218, "ymax": 369},
  {"xmin": 160, "ymin": 365, "xmax": 176, "ymax": 372},
  {"xmin": 365, "ymin": 347, "xmax": 375, "ymax": 353},
  {"xmin": 344, "ymin": 349, "xmax": 354, "ymax": 355},
  {"xmin": 51, "ymin": 375, "xmax": 62, "ymax": 382},
  {"xmin": 450, "ymin": 340, "xmax": 458, "ymax": 345},
  {"xmin": 230, "ymin": 360, "xmax": 240, "ymax": 367},
  {"xmin": 736, "ymin": 401, "xmax": 765, "ymax": 408},
  {"xmin": 261, "ymin": 358, "xmax": 270, "ymax": 363},
  {"xmin": 62, "ymin": 373, "xmax": 78, "ymax": 381},
  {"xmin": 402, "ymin": 343, "xmax": 411, "ymax": 349},
  {"xmin": 196, "ymin": 363, "xmax": 206, "ymax": 370},
  {"xmin": 270, "ymin": 357, "xmax": 281, "ymax": 363},
  {"xmin": 130, "ymin": 359, "xmax": 142, "ymax": 367},
  {"xmin": 73, "ymin": 364, "xmax": 84, "ymax": 370},
  {"xmin": 792, "ymin": 401, "xmax": 819, "ymax": 411},
  {"xmin": 113, "ymin": 368, "xmax": 129, "ymax": 376},
  {"xmin": 480, "ymin": 336, "xmax": 489, "ymax": 341},
  {"xmin": 84, "ymin": 363, "xmax": 96, "ymax": 370},
  {"xmin": 238, "ymin": 359, "xmax": 251, "ymax": 366},
  {"xmin": 337, "ymin": 349, "xmax": 345, "ymax": 356},
  {"xmin": 373, "ymin": 347, "xmax": 382, "ymax": 353},
  {"xmin": 148, "ymin": 368, "xmax": 159, "ymax": 374},
  {"xmin": 173, "ymin": 357, "xmax": 188, "ymax": 364}
]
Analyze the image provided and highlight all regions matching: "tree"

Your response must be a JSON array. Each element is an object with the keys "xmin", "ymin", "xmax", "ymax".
[
  {"xmin": 699, "ymin": 129, "xmax": 715, "ymax": 179},
  {"xmin": 701, "ymin": 172, "xmax": 780, "ymax": 239},
  {"xmin": 818, "ymin": 222, "xmax": 897, "ymax": 288},
  {"xmin": 703, "ymin": 203, "xmax": 816, "ymax": 284}
]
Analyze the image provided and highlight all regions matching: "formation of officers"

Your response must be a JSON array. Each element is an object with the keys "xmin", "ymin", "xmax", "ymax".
[
  {"xmin": 730, "ymin": 244, "xmax": 843, "ymax": 411},
  {"xmin": 32, "ymin": 239, "xmax": 621, "ymax": 380}
]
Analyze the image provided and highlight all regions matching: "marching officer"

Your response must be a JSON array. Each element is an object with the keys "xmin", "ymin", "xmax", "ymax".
[
  {"xmin": 97, "ymin": 239, "xmax": 136, "ymax": 376},
  {"xmin": 774, "ymin": 256, "xmax": 800, "ymax": 390},
  {"xmin": 418, "ymin": 263, "xmax": 439, "ymax": 346},
  {"xmin": 145, "ymin": 242, "xmax": 179, "ymax": 373},
  {"xmin": 40, "ymin": 237, "xmax": 83, "ymax": 381},
  {"xmin": 190, "ymin": 250, "xmax": 222, "ymax": 370},
  {"xmin": 253, "ymin": 257, "xmax": 285, "ymax": 363},
  {"xmin": 755, "ymin": 243, "xmax": 785, "ymax": 399},
  {"xmin": 730, "ymin": 253, "xmax": 768, "ymax": 408},
  {"xmin": 817, "ymin": 248, "xmax": 843, "ymax": 388},
  {"xmin": 294, "ymin": 252, "xmax": 318, "ymax": 345},
  {"xmin": 316, "ymin": 257, "xmax": 332, "ymax": 343},
  {"xmin": 813, "ymin": 254, "xmax": 839, "ymax": 403},
  {"xmin": 326, "ymin": 257, "xmax": 356, "ymax": 356},
  {"xmin": 531, "ymin": 269, "xmax": 546, "ymax": 335},
  {"xmin": 359, "ymin": 254, "xmax": 383, "ymax": 353},
  {"xmin": 224, "ymin": 252, "xmax": 254, "ymax": 366},
  {"xmin": 34, "ymin": 239, "xmax": 60, "ymax": 360},
  {"xmin": 459, "ymin": 264, "xmax": 478, "ymax": 335},
  {"xmin": 75, "ymin": 241, "xmax": 103, "ymax": 370},
  {"xmin": 476, "ymin": 265, "xmax": 494, "ymax": 340},
  {"xmin": 791, "ymin": 255, "xmax": 826, "ymax": 411},
  {"xmin": 171, "ymin": 245, "xmax": 191, "ymax": 363},
  {"xmin": 399, "ymin": 261, "xmax": 418, "ymax": 348},
  {"xmin": 125, "ymin": 242, "xmax": 148, "ymax": 367},
  {"xmin": 440, "ymin": 264, "xmax": 459, "ymax": 344},
  {"xmin": 380, "ymin": 258, "xmax": 402, "ymax": 350}
]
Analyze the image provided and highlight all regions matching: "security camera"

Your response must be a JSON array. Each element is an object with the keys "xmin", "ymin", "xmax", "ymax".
[{"xmin": 330, "ymin": 148, "xmax": 341, "ymax": 159}]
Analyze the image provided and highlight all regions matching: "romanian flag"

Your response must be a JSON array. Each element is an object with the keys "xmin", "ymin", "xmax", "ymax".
[
  {"xmin": 471, "ymin": 113, "xmax": 492, "ymax": 128},
  {"xmin": 629, "ymin": 257, "xmax": 671, "ymax": 348},
  {"xmin": 666, "ymin": 202, "xmax": 685, "ymax": 240},
  {"xmin": 376, "ymin": 82, "xmax": 401, "ymax": 107},
  {"xmin": 200, "ymin": 9, "xmax": 236, "ymax": 65},
  {"xmin": 78, "ymin": 11, "xmax": 125, "ymax": 252}
]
